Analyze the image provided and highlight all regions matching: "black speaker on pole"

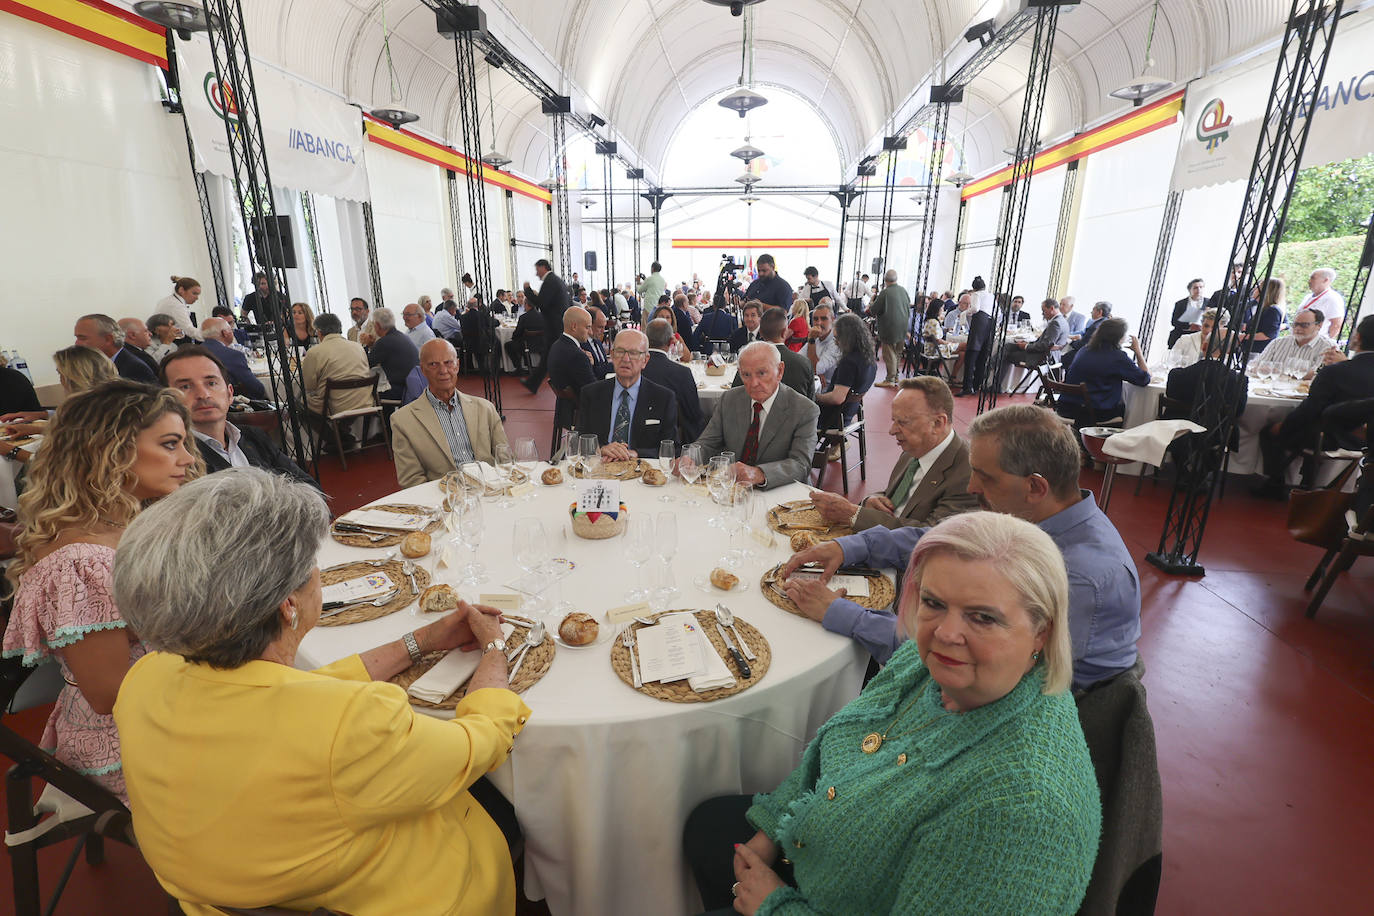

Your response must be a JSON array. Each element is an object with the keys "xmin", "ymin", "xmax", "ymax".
[
  {"xmin": 252, "ymin": 215, "xmax": 298, "ymax": 270},
  {"xmin": 584, "ymin": 251, "xmax": 598, "ymax": 272}
]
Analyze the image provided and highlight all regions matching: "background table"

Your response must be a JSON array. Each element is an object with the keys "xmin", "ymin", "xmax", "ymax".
[
  {"xmin": 297, "ymin": 477, "xmax": 871, "ymax": 916},
  {"xmin": 686, "ymin": 359, "xmax": 731, "ymax": 420}
]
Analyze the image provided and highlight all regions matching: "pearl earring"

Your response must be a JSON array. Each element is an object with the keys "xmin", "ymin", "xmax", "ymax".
[{"xmin": 290, "ymin": 611, "xmax": 299, "ymax": 631}]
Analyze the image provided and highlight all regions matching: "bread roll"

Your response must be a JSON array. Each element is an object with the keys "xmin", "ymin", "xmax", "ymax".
[
  {"xmin": 790, "ymin": 531, "xmax": 820, "ymax": 552},
  {"xmin": 419, "ymin": 583, "xmax": 459, "ymax": 613},
  {"xmin": 542, "ymin": 467, "xmax": 564, "ymax": 485},
  {"xmin": 400, "ymin": 531, "xmax": 431, "ymax": 558},
  {"xmin": 559, "ymin": 612, "xmax": 599, "ymax": 646},
  {"xmin": 642, "ymin": 468, "xmax": 666, "ymax": 486},
  {"xmin": 709, "ymin": 568, "xmax": 739, "ymax": 591}
]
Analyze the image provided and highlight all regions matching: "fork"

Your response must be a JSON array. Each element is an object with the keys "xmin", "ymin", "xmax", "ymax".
[
  {"xmin": 363, "ymin": 550, "xmax": 398, "ymax": 568},
  {"xmin": 621, "ymin": 626, "xmax": 642, "ymax": 688},
  {"xmin": 321, "ymin": 588, "xmax": 400, "ymax": 618},
  {"xmin": 715, "ymin": 604, "xmax": 755, "ymax": 661}
]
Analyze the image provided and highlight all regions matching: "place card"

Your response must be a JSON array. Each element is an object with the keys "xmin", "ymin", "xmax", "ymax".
[
  {"xmin": 321, "ymin": 573, "xmax": 395, "ymax": 606},
  {"xmin": 709, "ymin": 352, "xmax": 726, "ymax": 367},
  {"xmin": 606, "ymin": 601, "xmax": 651, "ymax": 625},
  {"xmin": 479, "ymin": 593, "xmax": 523, "ymax": 612},
  {"xmin": 578, "ymin": 480, "xmax": 621, "ymax": 512},
  {"xmin": 338, "ymin": 508, "xmax": 430, "ymax": 531},
  {"xmin": 510, "ymin": 481, "xmax": 536, "ymax": 498},
  {"xmin": 635, "ymin": 620, "xmax": 705, "ymax": 684},
  {"xmin": 750, "ymin": 526, "xmax": 776, "ymax": 548},
  {"xmin": 830, "ymin": 574, "xmax": 871, "ymax": 598}
]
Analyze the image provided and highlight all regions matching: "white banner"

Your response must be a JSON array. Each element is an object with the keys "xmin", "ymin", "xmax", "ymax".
[
  {"xmin": 1170, "ymin": 11, "xmax": 1374, "ymax": 192},
  {"xmin": 178, "ymin": 36, "xmax": 369, "ymax": 202}
]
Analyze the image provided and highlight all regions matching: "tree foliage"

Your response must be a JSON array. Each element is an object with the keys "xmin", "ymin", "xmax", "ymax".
[{"xmin": 1282, "ymin": 153, "xmax": 1374, "ymax": 243}]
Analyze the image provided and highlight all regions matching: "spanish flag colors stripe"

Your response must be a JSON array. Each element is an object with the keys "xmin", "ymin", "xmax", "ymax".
[
  {"xmin": 2, "ymin": 0, "xmax": 168, "ymax": 69},
  {"xmin": 672, "ymin": 238, "xmax": 830, "ymax": 249},
  {"xmin": 961, "ymin": 89, "xmax": 1185, "ymax": 200},
  {"xmin": 363, "ymin": 116, "xmax": 552, "ymax": 205}
]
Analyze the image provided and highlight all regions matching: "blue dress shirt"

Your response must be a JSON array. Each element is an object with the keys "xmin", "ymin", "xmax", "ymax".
[
  {"xmin": 607, "ymin": 377, "xmax": 642, "ymax": 443},
  {"xmin": 821, "ymin": 490, "xmax": 1140, "ymax": 690}
]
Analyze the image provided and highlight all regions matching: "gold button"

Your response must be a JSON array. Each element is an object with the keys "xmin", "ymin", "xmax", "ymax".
[
  {"xmin": 826, "ymin": 786, "xmax": 836, "ymax": 800},
  {"xmin": 517, "ymin": 716, "xmax": 527, "ymax": 725},
  {"xmin": 793, "ymin": 840, "xmax": 804, "ymax": 849},
  {"xmin": 897, "ymin": 753, "xmax": 907, "ymax": 766},
  {"xmin": 781, "ymin": 857, "xmax": 791, "ymax": 865}
]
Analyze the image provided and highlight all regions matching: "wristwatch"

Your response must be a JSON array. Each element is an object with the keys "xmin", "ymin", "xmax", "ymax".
[{"xmin": 484, "ymin": 638, "xmax": 508, "ymax": 654}]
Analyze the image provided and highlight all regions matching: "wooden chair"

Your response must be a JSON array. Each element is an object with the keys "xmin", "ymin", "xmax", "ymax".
[
  {"xmin": 517, "ymin": 329, "xmax": 545, "ymax": 373},
  {"xmin": 812, "ymin": 395, "xmax": 867, "ymax": 496},
  {"xmin": 1302, "ymin": 455, "xmax": 1371, "ymax": 619},
  {"xmin": 322, "ymin": 376, "xmax": 391, "ymax": 471},
  {"xmin": 1041, "ymin": 380, "xmax": 1124, "ymax": 429},
  {"xmin": 549, "ymin": 384, "xmax": 579, "ymax": 458}
]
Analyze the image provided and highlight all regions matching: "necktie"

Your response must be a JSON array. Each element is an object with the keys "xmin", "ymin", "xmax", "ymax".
[
  {"xmin": 740, "ymin": 401, "xmax": 763, "ymax": 465},
  {"xmin": 891, "ymin": 458, "xmax": 921, "ymax": 508},
  {"xmin": 613, "ymin": 387, "xmax": 632, "ymax": 444}
]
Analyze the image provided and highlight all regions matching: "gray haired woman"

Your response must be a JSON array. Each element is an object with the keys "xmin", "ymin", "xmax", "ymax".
[{"xmin": 111, "ymin": 469, "xmax": 529, "ymax": 915}]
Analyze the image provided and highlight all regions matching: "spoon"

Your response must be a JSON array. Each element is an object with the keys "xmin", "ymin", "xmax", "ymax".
[
  {"xmin": 715, "ymin": 604, "xmax": 755, "ymax": 661},
  {"xmin": 509, "ymin": 621, "xmax": 545, "ymax": 681},
  {"xmin": 402, "ymin": 559, "xmax": 419, "ymax": 594}
]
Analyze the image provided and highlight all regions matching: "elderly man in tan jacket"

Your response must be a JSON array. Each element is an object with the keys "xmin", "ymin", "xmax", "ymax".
[
  {"xmin": 300, "ymin": 313, "xmax": 375, "ymax": 444},
  {"xmin": 391, "ymin": 338, "xmax": 508, "ymax": 487}
]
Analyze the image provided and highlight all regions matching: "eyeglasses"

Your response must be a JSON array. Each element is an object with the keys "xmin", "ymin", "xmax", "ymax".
[
  {"xmin": 1292, "ymin": 321, "xmax": 1317, "ymax": 328},
  {"xmin": 610, "ymin": 348, "xmax": 647, "ymax": 358}
]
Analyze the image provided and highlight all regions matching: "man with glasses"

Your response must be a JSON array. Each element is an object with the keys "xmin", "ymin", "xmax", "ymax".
[
  {"xmin": 1255, "ymin": 308, "xmax": 1333, "ymax": 379},
  {"xmin": 779, "ymin": 404, "xmax": 1140, "ymax": 691},
  {"xmin": 804, "ymin": 301, "xmax": 840, "ymax": 386},
  {"xmin": 575, "ymin": 329, "xmax": 677, "ymax": 461}
]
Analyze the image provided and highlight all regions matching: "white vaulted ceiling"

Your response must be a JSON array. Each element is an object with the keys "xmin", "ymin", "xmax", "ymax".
[{"xmin": 121, "ymin": 0, "xmax": 1304, "ymax": 183}]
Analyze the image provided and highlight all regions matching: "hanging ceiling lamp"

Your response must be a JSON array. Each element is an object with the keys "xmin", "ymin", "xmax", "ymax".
[
  {"xmin": 701, "ymin": 0, "xmax": 766, "ymax": 16},
  {"xmin": 133, "ymin": 1, "xmax": 215, "ymax": 38},
  {"xmin": 480, "ymin": 55, "xmax": 513, "ymax": 169},
  {"xmin": 720, "ymin": 6, "xmax": 767, "ymax": 118},
  {"xmin": 1109, "ymin": 0, "xmax": 1173, "ymax": 107},
  {"xmin": 368, "ymin": 0, "xmax": 419, "ymax": 128},
  {"xmin": 944, "ymin": 102, "xmax": 974, "ymax": 186},
  {"xmin": 740, "ymin": 194, "xmax": 762, "ymax": 205},
  {"xmin": 730, "ymin": 139, "xmax": 765, "ymax": 163},
  {"xmin": 735, "ymin": 170, "xmax": 761, "ymax": 189}
]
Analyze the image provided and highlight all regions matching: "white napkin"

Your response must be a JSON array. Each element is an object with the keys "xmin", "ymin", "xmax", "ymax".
[
  {"xmin": 338, "ymin": 508, "xmax": 430, "ymax": 531},
  {"xmin": 662, "ymin": 612, "xmax": 735, "ymax": 693},
  {"xmin": 1101, "ymin": 420, "xmax": 1205, "ymax": 467},
  {"xmin": 461, "ymin": 462, "xmax": 506, "ymax": 486},
  {"xmin": 406, "ymin": 622, "xmax": 515, "ymax": 703}
]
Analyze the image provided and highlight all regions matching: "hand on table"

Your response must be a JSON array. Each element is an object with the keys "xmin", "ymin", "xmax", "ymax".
[
  {"xmin": 733, "ymin": 462, "xmax": 765, "ymax": 487},
  {"xmin": 863, "ymin": 494, "xmax": 895, "ymax": 514},
  {"xmin": 732, "ymin": 843, "xmax": 786, "ymax": 915},
  {"xmin": 0, "ymin": 412, "xmax": 45, "ymax": 425},
  {"xmin": 781, "ymin": 577, "xmax": 843, "ymax": 622},
  {"xmin": 1, "ymin": 422, "xmax": 43, "ymax": 438},
  {"xmin": 424, "ymin": 601, "xmax": 504, "ymax": 653},
  {"xmin": 1015, "ymin": 340, "xmax": 1028, "ymax": 348},
  {"xmin": 600, "ymin": 443, "xmax": 638, "ymax": 462},
  {"xmin": 809, "ymin": 491, "xmax": 859, "ymax": 523},
  {"xmin": 781, "ymin": 541, "xmax": 844, "ymax": 582}
]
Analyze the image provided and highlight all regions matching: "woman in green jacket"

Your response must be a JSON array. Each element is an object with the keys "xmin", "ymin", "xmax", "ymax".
[{"xmin": 685, "ymin": 511, "xmax": 1101, "ymax": 915}]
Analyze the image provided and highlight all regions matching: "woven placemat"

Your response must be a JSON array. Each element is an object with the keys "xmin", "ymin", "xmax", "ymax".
[
  {"xmin": 766, "ymin": 501, "xmax": 852, "ymax": 541},
  {"xmin": 571, "ymin": 458, "xmax": 645, "ymax": 480},
  {"xmin": 759, "ymin": 563, "xmax": 896, "ymax": 617},
  {"xmin": 388, "ymin": 626, "xmax": 555, "ymax": 708},
  {"xmin": 609, "ymin": 610, "xmax": 771, "ymax": 703},
  {"xmin": 330, "ymin": 504, "xmax": 442, "ymax": 548},
  {"xmin": 317, "ymin": 560, "xmax": 429, "ymax": 626}
]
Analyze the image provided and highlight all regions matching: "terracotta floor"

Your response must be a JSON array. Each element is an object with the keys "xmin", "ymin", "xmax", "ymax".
[{"xmin": 4, "ymin": 377, "xmax": 1373, "ymax": 915}]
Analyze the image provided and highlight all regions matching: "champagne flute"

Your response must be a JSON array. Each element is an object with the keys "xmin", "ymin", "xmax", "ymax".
[
  {"xmin": 654, "ymin": 511, "xmax": 677, "ymax": 565},
  {"xmin": 512, "ymin": 517, "xmax": 547, "ymax": 615},
  {"xmin": 706, "ymin": 456, "xmax": 733, "ymax": 528},
  {"xmin": 456, "ymin": 496, "xmax": 486, "ymax": 586},
  {"xmin": 733, "ymin": 482, "xmax": 759, "ymax": 561},
  {"xmin": 622, "ymin": 514, "xmax": 654, "ymax": 601},
  {"xmin": 494, "ymin": 444, "xmax": 517, "ymax": 508},
  {"xmin": 649, "ymin": 557, "xmax": 676, "ymax": 614},
  {"xmin": 657, "ymin": 440, "xmax": 676, "ymax": 503}
]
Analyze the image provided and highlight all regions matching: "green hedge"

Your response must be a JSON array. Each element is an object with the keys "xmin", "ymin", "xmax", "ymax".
[{"xmin": 1269, "ymin": 235, "xmax": 1363, "ymax": 320}]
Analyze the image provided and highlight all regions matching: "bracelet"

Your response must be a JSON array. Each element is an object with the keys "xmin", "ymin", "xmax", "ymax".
[{"xmin": 402, "ymin": 631, "xmax": 423, "ymax": 665}]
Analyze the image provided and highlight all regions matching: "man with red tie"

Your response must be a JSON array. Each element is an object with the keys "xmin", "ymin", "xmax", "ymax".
[{"xmin": 687, "ymin": 341, "xmax": 819, "ymax": 489}]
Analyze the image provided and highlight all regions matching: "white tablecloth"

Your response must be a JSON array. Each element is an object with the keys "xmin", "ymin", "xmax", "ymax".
[
  {"xmin": 496, "ymin": 322, "xmax": 519, "ymax": 372},
  {"xmin": 296, "ymin": 477, "xmax": 871, "ymax": 916},
  {"xmin": 687, "ymin": 360, "xmax": 731, "ymax": 420}
]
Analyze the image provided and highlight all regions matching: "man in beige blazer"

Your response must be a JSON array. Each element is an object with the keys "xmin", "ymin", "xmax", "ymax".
[
  {"xmin": 391, "ymin": 338, "xmax": 507, "ymax": 488},
  {"xmin": 301, "ymin": 313, "xmax": 375, "ymax": 422},
  {"xmin": 810, "ymin": 376, "xmax": 976, "ymax": 529}
]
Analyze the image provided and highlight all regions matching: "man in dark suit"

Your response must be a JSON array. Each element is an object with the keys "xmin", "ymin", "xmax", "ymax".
[
  {"xmin": 503, "ymin": 298, "xmax": 546, "ymax": 373},
  {"xmin": 1168, "ymin": 279, "xmax": 1207, "ymax": 348},
  {"xmin": 730, "ymin": 308, "xmax": 815, "ymax": 400},
  {"xmin": 690, "ymin": 342, "xmax": 819, "ymax": 489},
  {"xmin": 199, "ymin": 317, "xmax": 268, "ymax": 399},
  {"xmin": 644, "ymin": 317, "xmax": 706, "ymax": 442},
  {"xmin": 1207, "ymin": 263, "xmax": 1245, "ymax": 323},
  {"xmin": 692, "ymin": 296, "xmax": 739, "ymax": 355},
  {"xmin": 160, "ymin": 347, "xmax": 316, "ymax": 487},
  {"xmin": 583, "ymin": 305, "xmax": 613, "ymax": 378},
  {"xmin": 728, "ymin": 301, "xmax": 764, "ymax": 353},
  {"xmin": 74, "ymin": 313, "xmax": 156, "ymax": 383},
  {"xmin": 809, "ymin": 377, "xmax": 977, "ymax": 529},
  {"xmin": 1164, "ymin": 349, "xmax": 1247, "ymax": 485},
  {"xmin": 1254, "ymin": 314, "xmax": 1374, "ymax": 497},
  {"xmin": 576, "ymin": 329, "xmax": 678, "ymax": 460},
  {"xmin": 547, "ymin": 306, "xmax": 597, "ymax": 395},
  {"xmin": 459, "ymin": 297, "xmax": 498, "ymax": 374},
  {"xmin": 366, "ymin": 307, "xmax": 420, "ymax": 395},
  {"xmin": 670, "ymin": 292, "xmax": 696, "ymax": 346},
  {"xmin": 117, "ymin": 318, "xmax": 161, "ymax": 377},
  {"xmin": 523, "ymin": 259, "xmax": 572, "ymax": 393}
]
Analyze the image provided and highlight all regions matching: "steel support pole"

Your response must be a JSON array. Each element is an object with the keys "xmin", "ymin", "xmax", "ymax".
[
  {"xmin": 447, "ymin": 170, "xmax": 466, "ymax": 283},
  {"xmin": 830, "ymin": 187, "xmax": 861, "ymax": 296},
  {"xmin": 362, "ymin": 201, "xmax": 384, "ymax": 309},
  {"xmin": 913, "ymin": 102, "xmax": 952, "ymax": 295},
  {"xmin": 875, "ymin": 137, "xmax": 905, "ymax": 275},
  {"xmin": 1335, "ymin": 209, "xmax": 1374, "ymax": 349},
  {"xmin": 1138, "ymin": 189, "xmax": 1185, "ymax": 360},
  {"xmin": 949, "ymin": 200, "xmax": 968, "ymax": 290},
  {"xmin": 1149, "ymin": 0, "xmax": 1343, "ymax": 576},
  {"xmin": 1044, "ymin": 158, "xmax": 1081, "ymax": 299}
]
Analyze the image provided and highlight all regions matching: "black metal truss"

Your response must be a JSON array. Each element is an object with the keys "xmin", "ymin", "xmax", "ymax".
[
  {"xmin": 642, "ymin": 190, "xmax": 673, "ymax": 263},
  {"xmin": 949, "ymin": 200, "xmax": 968, "ymax": 289},
  {"xmin": 1149, "ymin": 0, "xmax": 1343, "ymax": 577},
  {"xmin": 1335, "ymin": 208, "xmax": 1373, "ymax": 349},
  {"xmin": 629, "ymin": 168, "xmax": 644, "ymax": 283},
  {"xmin": 913, "ymin": 102, "xmax": 952, "ymax": 295},
  {"xmin": 199, "ymin": 0, "xmax": 314, "ymax": 478},
  {"xmin": 300, "ymin": 191, "xmax": 331, "ymax": 316},
  {"xmin": 830, "ymin": 187, "xmax": 861, "ymax": 293},
  {"xmin": 446, "ymin": 170, "xmax": 467, "ymax": 281},
  {"xmin": 976, "ymin": 2, "xmax": 1065, "ymax": 414},
  {"xmin": 1137, "ymin": 189, "xmax": 1184, "ymax": 361},
  {"xmin": 601, "ymin": 149, "xmax": 615, "ymax": 286},
  {"xmin": 362, "ymin": 201, "xmax": 384, "ymax": 309},
  {"xmin": 874, "ymin": 136, "xmax": 905, "ymax": 276},
  {"xmin": 1044, "ymin": 158, "xmax": 1080, "ymax": 299},
  {"xmin": 550, "ymin": 112, "xmax": 572, "ymax": 278}
]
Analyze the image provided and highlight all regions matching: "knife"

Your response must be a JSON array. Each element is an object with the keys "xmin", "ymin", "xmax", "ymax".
[
  {"xmin": 333, "ymin": 522, "xmax": 407, "ymax": 535},
  {"xmin": 714, "ymin": 622, "xmax": 751, "ymax": 678}
]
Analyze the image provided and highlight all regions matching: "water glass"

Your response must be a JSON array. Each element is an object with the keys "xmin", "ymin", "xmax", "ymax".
[
  {"xmin": 680, "ymin": 444, "xmax": 704, "ymax": 506},
  {"xmin": 658, "ymin": 441, "xmax": 676, "ymax": 502},
  {"xmin": 579, "ymin": 433, "xmax": 601, "ymax": 477},
  {"xmin": 654, "ymin": 511, "xmax": 678, "ymax": 564},
  {"xmin": 622, "ymin": 514, "xmax": 654, "ymax": 601},
  {"xmin": 649, "ymin": 557, "xmax": 676, "ymax": 614},
  {"xmin": 512, "ymin": 517, "xmax": 547, "ymax": 612},
  {"xmin": 456, "ymin": 496, "xmax": 486, "ymax": 586}
]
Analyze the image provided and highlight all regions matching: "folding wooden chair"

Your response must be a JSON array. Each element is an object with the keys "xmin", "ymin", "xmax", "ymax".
[{"xmin": 322, "ymin": 376, "xmax": 391, "ymax": 470}]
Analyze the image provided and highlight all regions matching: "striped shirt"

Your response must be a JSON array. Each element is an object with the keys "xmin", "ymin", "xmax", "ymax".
[{"xmin": 425, "ymin": 388, "xmax": 475, "ymax": 465}]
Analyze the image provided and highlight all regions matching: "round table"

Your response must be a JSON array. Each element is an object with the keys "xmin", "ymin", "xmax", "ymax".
[
  {"xmin": 686, "ymin": 359, "xmax": 731, "ymax": 420},
  {"xmin": 296, "ymin": 476, "xmax": 872, "ymax": 916}
]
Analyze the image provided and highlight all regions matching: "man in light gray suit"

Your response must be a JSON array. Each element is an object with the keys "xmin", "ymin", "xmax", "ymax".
[{"xmin": 689, "ymin": 341, "xmax": 819, "ymax": 489}]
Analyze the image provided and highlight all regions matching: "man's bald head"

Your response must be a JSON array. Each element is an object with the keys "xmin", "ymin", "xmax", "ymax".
[
  {"xmin": 119, "ymin": 318, "xmax": 152, "ymax": 350},
  {"xmin": 418, "ymin": 338, "xmax": 460, "ymax": 399},
  {"xmin": 610, "ymin": 328, "xmax": 649, "ymax": 386},
  {"xmin": 563, "ymin": 305, "xmax": 592, "ymax": 342},
  {"xmin": 200, "ymin": 317, "xmax": 233, "ymax": 344}
]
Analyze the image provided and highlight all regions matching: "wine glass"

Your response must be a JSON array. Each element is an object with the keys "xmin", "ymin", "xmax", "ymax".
[
  {"xmin": 655, "ymin": 511, "xmax": 677, "ymax": 566},
  {"xmin": 706, "ymin": 456, "xmax": 734, "ymax": 528},
  {"xmin": 512, "ymin": 517, "xmax": 547, "ymax": 614},
  {"xmin": 679, "ymin": 444, "xmax": 704, "ymax": 506},
  {"xmin": 513, "ymin": 437, "xmax": 539, "ymax": 500},
  {"xmin": 622, "ymin": 514, "xmax": 654, "ymax": 601},
  {"xmin": 579, "ymin": 433, "xmax": 601, "ymax": 478},
  {"xmin": 657, "ymin": 440, "xmax": 676, "ymax": 503},
  {"xmin": 493, "ymin": 444, "xmax": 517, "ymax": 508},
  {"xmin": 455, "ymin": 496, "xmax": 486, "ymax": 586},
  {"xmin": 732, "ymin": 482, "xmax": 758, "ymax": 561},
  {"xmin": 649, "ymin": 557, "xmax": 676, "ymax": 614}
]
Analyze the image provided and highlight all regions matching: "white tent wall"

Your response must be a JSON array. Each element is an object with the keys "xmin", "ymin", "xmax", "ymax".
[
  {"xmin": 1, "ymin": 18, "xmax": 213, "ymax": 388},
  {"xmin": 364, "ymin": 144, "xmax": 450, "ymax": 311},
  {"xmin": 1155, "ymin": 181, "xmax": 1250, "ymax": 349},
  {"xmin": 1012, "ymin": 168, "xmax": 1066, "ymax": 305},
  {"xmin": 485, "ymin": 182, "xmax": 512, "ymax": 291},
  {"xmin": 1066, "ymin": 122, "xmax": 1184, "ymax": 353},
  {"xmin": 509, "ymin": 195, "xmax": 550, "ymax": 290},
  {"xmin": 333, "ymin": 199, "xmax": 378, "ymax": 311},
  {"xmin": 957, "ymin": 190, "xmax": 1002, "ymax": 290}
]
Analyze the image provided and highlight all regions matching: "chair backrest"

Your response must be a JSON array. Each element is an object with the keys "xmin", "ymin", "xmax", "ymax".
[
  {"xmin": 1157, "ymin": 395, "xmax": 1191, "ymax": 420},
  {"xmin": 323, "ymin": 375, "xmax": 379, "ymax": 414}
]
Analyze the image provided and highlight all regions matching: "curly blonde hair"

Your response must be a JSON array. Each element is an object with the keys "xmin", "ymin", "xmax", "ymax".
[
  {"xmin": 8, "ymin": 381, "xmax": 203, "ymax": 583},
  {"xmin": 54, "ymin": 345, "xmax": 117, "ymax": 394}
]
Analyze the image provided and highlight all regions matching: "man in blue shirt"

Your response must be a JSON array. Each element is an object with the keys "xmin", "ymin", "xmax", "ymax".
[
  {"xmin": 575, "ymin": 328, "xmax": 677, "ymax": 459},
  {"xmin": 742, "ymin": 253, "xmax": 792, "ymax": 310},
  {"xmin": 781, "ymin": 403, "xmax": 1140, "ymax": 691}
]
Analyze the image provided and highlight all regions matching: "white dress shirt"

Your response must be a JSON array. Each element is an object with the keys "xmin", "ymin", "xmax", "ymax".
[
  {"xmin": 897, "ymin": 429, "xmax": 954, "ymax": 513},
  {"xmin": 155, "ymin": 293, "xmax": 202, "ymax": 340}
]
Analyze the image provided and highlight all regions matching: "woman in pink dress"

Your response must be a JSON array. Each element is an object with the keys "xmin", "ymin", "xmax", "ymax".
[{"xmin": 3, "ymin": 381, "xmax": 200, "ymax": 801}]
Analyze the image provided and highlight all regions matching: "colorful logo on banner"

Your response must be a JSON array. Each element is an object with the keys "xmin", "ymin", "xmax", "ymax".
[
  {"xmin": 855, "ymin": 125, "xmax": 965, "ymax": 187},
  {"xmin": 203, "ymin": 72, "xmax": 240, "ymax": 124},
  {"xmin": 1195, "ymin": 98, "xmax": 1233, "ymax": 153}
]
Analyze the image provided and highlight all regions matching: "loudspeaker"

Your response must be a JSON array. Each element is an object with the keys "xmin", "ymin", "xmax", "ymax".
[
  {"xmin": 584, "ymin": 251, "xmax": 598, "ymax": 272},
  {"xmin": 251, "ymin": 216, "xmax": 298, "ymax": 270},
  {"xmin": 871, "ymin": 257, "xmax": 883, "ymax": 274}
]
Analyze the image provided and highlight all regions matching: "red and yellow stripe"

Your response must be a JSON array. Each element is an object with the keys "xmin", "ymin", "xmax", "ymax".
[
  {"xmin": 2, "ymin": 0, "xmax": 167, "ymax": 69},
  {"xmin": 363, "ymin": 115, "xmax": 552, "ymax": 204},
  {"xmin": 961, "ymin": 89, "xmax": 1185, "ymax": 200},
  {"xmin": 672, "ymin": 238, "xmax": 830, "ymax": 249}
]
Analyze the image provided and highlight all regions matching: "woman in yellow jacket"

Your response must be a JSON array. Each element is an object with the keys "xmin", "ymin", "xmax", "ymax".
[{"xmin": 111, "ymin": 469, "xmax": 530, "ymax": 915}]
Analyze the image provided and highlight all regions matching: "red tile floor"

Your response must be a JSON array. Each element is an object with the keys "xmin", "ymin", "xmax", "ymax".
[{"xmin": 4, "ymin": 377, "xmax": 1373, "ymax": 914}]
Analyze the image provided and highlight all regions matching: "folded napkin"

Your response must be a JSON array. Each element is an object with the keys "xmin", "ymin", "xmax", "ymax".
[
  {"xmin": 461, "ymin": 462, "xmax": 507, "ymax": 488},
  {"xmin": 406, "ymin": 622, "xmax": 516, "ymax": 703},
  {"xmin": 338, "ymin": 507, "xmax": 430, "ymax": 531},
  {"xmin": 1101, "ymin": 419, "xmax": 1204, "ymax": 467},
  {"xmin": 661, "ymin": 612, "xmax": 735, "ymax": 693}
]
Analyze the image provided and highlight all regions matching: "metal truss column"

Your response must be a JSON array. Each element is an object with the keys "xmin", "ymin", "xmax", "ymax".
[
  {"xmin": 875, "ymin": 136, "xmax": 905, "ymax": 275},
  {"xmin": 628, "ymin": 167, "xmax": 645, "ymax": 285},
  {"xmin": 949, "ymin": 200, "xmax": 968, "ymax": 290},
  {"xmin": 830, "ymin": 186, "xmax": 861, "ymax": 295},
  {"xmin": 643, "ymin": 191, "xmax": 672, "ymax": 263},
  {"xmin": 596, "ymin": 140, "xmax": 618, "ymax": 289},
  {"xmin": 362, "ymin": 201, "xmax": 384, "ymax": 309},
  {"xmin": 504, "ymin": 189, "xmax": 518, "ymax": 290},
  {"xmin": 548, "ymin": 109, "xmax": 572, "ymax": 278},
  {"xmin": 1149, "ymin": 0, "xmax": 1343, "ymax": 577},
  {"xmin": 1137, "ymin": 189, "xmax": 1185, "ymax": 360},
  {"xmin": 1045, "ymin": 158, "xmax": 1082, "ymax": 299},
  {"xmin": 447, "ymin": 171, "xmax": 466, "ymax": 284},
  {"xmin": 977, "ymin": 1, "xmax": 1067, "ymax": 414},
  {"xmin": 199, "ymin": 0, "xmax": 314, "ymax": 478},
  {"xmin": 1335, "ymin": 208, "xmax": 1374, "ymax": 348},
  {"xmin": 913, "ymin": 100, "xmax": 953, "ymax": 296}
]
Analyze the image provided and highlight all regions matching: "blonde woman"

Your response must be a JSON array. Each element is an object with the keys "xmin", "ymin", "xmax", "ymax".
[
  {"xmin": 54, "ymin": 345, "xmax": 118, "ymax": 395},
  {"xmin": 2, "ymin": 381, "xmax": 200, "ymax": 801},
  {"xmin": 786, "ymin": 299, "xmax": 811, "ymax": 352},
  {"xmin": 155, "ymin": 276, "xmax": 204, "ymax": 341},
  {"xmin": 284, "ymin": 302, "xmax": 318, "ymax": 350}
]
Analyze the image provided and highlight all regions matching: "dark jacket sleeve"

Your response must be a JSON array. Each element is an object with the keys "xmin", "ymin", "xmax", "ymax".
[{"xmin": 240, "ymin": 425, "xmax": 320, "ymax": 488}]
